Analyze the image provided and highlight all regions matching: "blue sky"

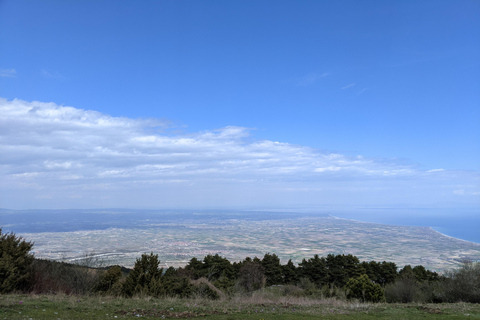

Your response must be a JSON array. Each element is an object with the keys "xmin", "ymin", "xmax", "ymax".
[{"xmin": 0, "ymin": 0, "xmax": 479, "ymax": 210}]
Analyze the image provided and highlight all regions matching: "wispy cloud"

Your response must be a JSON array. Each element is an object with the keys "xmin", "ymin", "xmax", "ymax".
[
  {"xmin": 41, "ymin": 69, "xmax": 67, "ymax": 80},
  {"xmin": 0, "ymin": 69, "xmax": 16, "ymax": 77},
  {"xmin": 341, "ymin": 83, "xmax": 356, "ymax": 90},
  {"xmin": 357, "ymin": 88, "xmax": 368, "ymax": 94},
  {"xmin": 296, "ymin": 72, "xmax": 329, "ymax": 86},
  {"xmin": 0, "ymin": 98, "xmax": 478, "ymax": 209}
]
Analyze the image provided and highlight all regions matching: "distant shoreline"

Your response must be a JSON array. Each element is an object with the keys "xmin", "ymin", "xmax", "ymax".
[
  {"xmin": 330, "ymin": 214, "xmax": 480, "ymax": 246},
  {"xmin": 429, "ymin": 226, "xmax": 479, "ymax": 245}
]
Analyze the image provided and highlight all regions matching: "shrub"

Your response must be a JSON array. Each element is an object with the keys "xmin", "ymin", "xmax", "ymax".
[
  {"xmin": 121, "ymin": 252, "xmax": 163, "ymax": 297},
  {"xmin": 236, "ymin": 261, "xmax": 265, "ymax": 293},
  {"xmin": 384, "ymin": 276, "xmax": 418, "ymax": 303},
  {"xmin": 192, "ymin": 278, "xmax": 222, "ymax": 299},
  {"xmin": 0, "ymin": 228, "xmax": 34, "ymax": 293},
  {"xmin": 31, "ymin": 259, "xmax": 99, "ymax": 295},
  {"xmin": 443, "ymin": 261, "xmax": 480, "ymax": 303},
  {"xmin": 94, "ymin": 265, "xmax": 123, "ymax": 295},
  {"xmin": 345, "ymin": 274, "xmax": 385, "ymax": 302},
  {"xmin": 282, "ymin": 284, "xmax": 304, "ymax": 297},
  {"xmin": 162, "ymin": 276, "xmax": 194, "ymax": 298}
]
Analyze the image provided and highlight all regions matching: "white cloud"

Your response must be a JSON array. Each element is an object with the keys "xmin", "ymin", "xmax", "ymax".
[
  {"xmin": 0, "ymin": 69, "xmax": 16, "ymax": 77},
  {"xmin": 0, "ymin": 98, "xmax": 478, "ymax": 209}
]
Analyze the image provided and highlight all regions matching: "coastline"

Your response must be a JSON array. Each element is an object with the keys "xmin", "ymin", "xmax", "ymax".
[
  {"xmin": 329, "ymin": 214, "xmax": 480, "ymax": 246},
  {"xmin": 429, "ymin": 226, "xmax": 480, "ymax": 245}
]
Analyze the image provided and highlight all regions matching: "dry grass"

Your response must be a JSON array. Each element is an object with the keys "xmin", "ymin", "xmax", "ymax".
[{"xmin": 2, "ymin": 293, "xmax": 480, "ymax": 320}]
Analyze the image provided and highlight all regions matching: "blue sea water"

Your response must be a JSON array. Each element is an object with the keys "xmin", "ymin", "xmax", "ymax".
[{"xmin": 332, "ymin": 208, "xmax": 480, "ymax": 244}]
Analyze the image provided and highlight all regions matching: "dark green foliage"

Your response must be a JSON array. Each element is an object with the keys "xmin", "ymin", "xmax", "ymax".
[
  {"xmin": 0, "ymin": 228, "xmax": 34, "ymax": 293},
  {"xmin": 185, "ymin": 254, "xmax": 237, "ymax": 290},
  {"xmin": 261, "ymin": 253, "xmax": 283, "ymax": 286},
  {"xmin": 362, "ymin": 261, "xmax": 397, "ymax": 286},
  {"xmin": 213, "ymin": 274, "xmax": 235, "ymax": 290},
  {"xmin": 203, "ymin": 254, "xmax": 235, "ymax": 283},
  {"xmin": 298, "ymin": 254, "xmax": 328, "ymax": 287},
  {"xmin": 162, "ymin": 276, "xmax": 193, "ymax": 298},
  {"xmin": 385, "ymin": 264, "xmax": 442, "ymax": 303},
  {"xmin": 325, "ymin": 254, "xmax": 365, "ymax": 287},
  {"xmin": 163, "ymin": 266, "xmax": 177, "ymax": 278},
  {"xmin": 4, "ymin": 243, "xmax": 462, "ymax": 304},
  {"xmin": 236, "ymin": 260, "xmax": 265, "ymax": 292},
  {"xmin": 185, "ymin": 257, "xmax": 203, "ymax": 279},
  {"xmin": 282, "ymin": 259, "xmax": 298, "ymax": 285},
  {"xmin": 412, "ymin": 265, "xmax": 440, "ymax": 282},
  {"xmin": 185, "ymin": 254, "xmax": 235, "ymax": 285},
  {"xmin": 298, "ymin": 254, "xmax": 369, "ymax": 289},
  {"xmin": 346, "ymin": 274, "xmax": 385, "ymax": 302},
  {"xmin": 94, "ymin": 265, "xmax": 122, "ymax": 294},
  {"xmin": 121, "ymin": 253, "xmax": 163, "ymax": 297}
]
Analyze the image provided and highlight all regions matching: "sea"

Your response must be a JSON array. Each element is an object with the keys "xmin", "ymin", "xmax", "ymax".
[{"xmin": 331, "ymin": 207, "xmax": 480, "ymax": 244}]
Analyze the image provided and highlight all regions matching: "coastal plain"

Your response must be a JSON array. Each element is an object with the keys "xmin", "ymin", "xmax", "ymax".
[{"xmin": 5, "ymin": 210, "xmax": 479, "ymax": 271}]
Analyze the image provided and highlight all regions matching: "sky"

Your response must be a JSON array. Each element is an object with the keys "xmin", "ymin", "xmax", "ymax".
[{"xmin": 0, "ymin": 0, "xmax": 479, "ymax": 210}]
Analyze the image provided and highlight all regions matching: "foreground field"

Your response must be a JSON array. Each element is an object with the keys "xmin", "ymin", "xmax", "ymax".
[{"xmin": 1, "ymin": 294, "xmax": 479, "ymax": 320}]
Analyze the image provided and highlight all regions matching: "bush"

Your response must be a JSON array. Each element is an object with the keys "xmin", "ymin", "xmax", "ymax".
[
  {"xmin": 192, "ymin": 278, "xmax": 222, "ymax": 299},
  {"xmin": 384, "ymin": 276, "xmax": 418, "ymax": 303},
  {"xmin": 31, "ymin": 259, "xmax": 99, "ymax": 295},
  {"xmin": 296, "ymin": 277, "xmax": 323, "ymax": 298},
  {"xmin": 94, "ymin": 265, "xmax": 123, "ymax": 295},
  {"xmin": 282, "ymin": 284, "xmax": 305, "ymax": 297},
  {"xmin": 0, "ymin": 228, "xmax": 34, "ymax": 293},
  {"xmin": 235, "ymin": 261, "xmax": 265, "ymax": 293},
  {"xmin": 121, "ymin": 252, "xmax": 163, "ymax": 297},
  {"xmin": 345, "ymin": 274, "xmax": 384, "ymax": 302},
  {"xmin": 443, "ymin": 261, "xmax": 480, "ymax": 303}
]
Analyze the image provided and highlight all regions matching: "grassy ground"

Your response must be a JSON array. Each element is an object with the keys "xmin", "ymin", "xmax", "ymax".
[{"xmin": 1, "ymin": 294, "xmax": 479, "ymax": 320}]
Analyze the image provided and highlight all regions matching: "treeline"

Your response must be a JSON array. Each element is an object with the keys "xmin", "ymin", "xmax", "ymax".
[{"xmin": 1, "ymin": 228, "xmax": 479, "ymax": 303}]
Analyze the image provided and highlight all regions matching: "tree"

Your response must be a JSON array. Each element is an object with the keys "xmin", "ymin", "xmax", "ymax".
[
  {"xmin": 325, "ymin": 254, "xmax": 364, "ymax": 287},
  {"xmin": 185, "ymin": 257, "xmax": 204, "ymax": 279},
  {"xmin": 236, "ymin": 261, "xmax": 265, "ymax": 292},
  {"xmin": 282, "ymin": 259, "xmax": 298, "ymax": 285},
  {"xmin": 298, "ymin": 255, "xmax": 328, "ymax": 287},
  {"xmin": 261, "ymin": 253, "xmax": 283, "ymax": 286},
  {"xmin": 95, "ymin": 265, "xmax": 122, "ymax": 294},
  {"xmin": 122, "ymin": 252, "xmax": 163, "ymax": 297},
  {"xmin": 362, "ymin": 260, "xmax": 397, "ymax": 286},
  {"xmin": 0, "ymin": 228, "xmax": 34, "ymax": 293},
  {"xmin": 346, "ymin": 274, "xmax": 384, "ymax": 302},
  {"xmin": 205, "ymin": 254, "xmax": 234, "ymax": 281}
]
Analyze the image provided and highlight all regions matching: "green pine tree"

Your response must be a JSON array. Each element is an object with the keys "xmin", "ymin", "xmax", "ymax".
[{"xmin": 0, "ymin": 228, "xmax": 34, "ymax": 293}]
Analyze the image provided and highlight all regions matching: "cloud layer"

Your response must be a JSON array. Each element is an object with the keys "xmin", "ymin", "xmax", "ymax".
[{"xmin": 1, "ymin": 98, "xmax": 478, "ymax": 209}]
